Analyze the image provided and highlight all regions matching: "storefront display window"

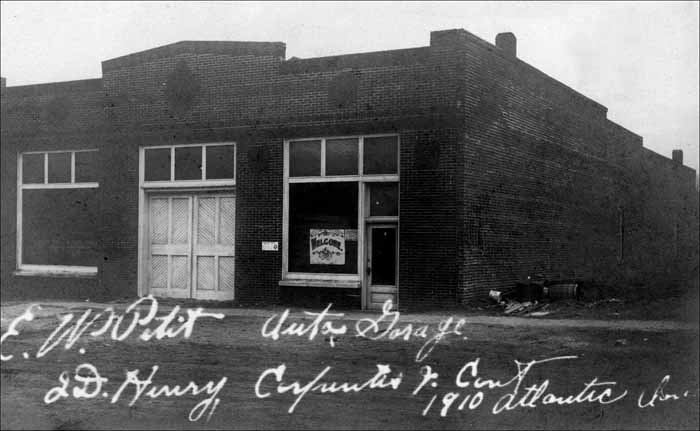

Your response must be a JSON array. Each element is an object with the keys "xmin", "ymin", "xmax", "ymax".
[
  {"xmin": 283, "ymin": 134, "xmax": 399, "ymax": 282},
  {"xmin": 288, "ymin": 182, "xmax": 358, "ymax": 274}
]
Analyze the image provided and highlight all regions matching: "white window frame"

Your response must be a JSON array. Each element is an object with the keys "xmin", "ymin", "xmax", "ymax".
[
  {"xmin": 141, "ymin": 143, "xmax": 236, "ymax": 188},
  {"xmin": 281, "ymin": 134, "xmax": 399, "ymax": 289},
  {"xmin": 16, "ymin": 149, "xmax": 99, "ymax": 277},
  {"xmin": 137, "ymin": 142, "xmax": 236, "ymax": 297}
]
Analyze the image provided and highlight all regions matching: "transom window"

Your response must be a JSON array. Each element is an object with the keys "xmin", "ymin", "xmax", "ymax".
[
  {"xmin": 289, "ymin": 136, "xmax": 398, "ymax": 178},
  {"xmin": 21, "ymin": 150, "xmax": 98, "ymax": 186},
  {"xmin": 17, "ymin": 150, "xmax": 99, "ymax": 277},
  {"xmin": 143, "ymin": 143, "xmax": 236, "ymax": 184}
]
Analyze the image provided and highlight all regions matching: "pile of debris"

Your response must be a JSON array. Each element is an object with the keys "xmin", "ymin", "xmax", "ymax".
[{"xmin": 489, "ymin": 279, "xmax": 580, "ymax": 317}]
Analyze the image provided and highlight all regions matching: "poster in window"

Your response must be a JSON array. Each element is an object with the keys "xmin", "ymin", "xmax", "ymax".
[{"xmin": 309, "ymin": 229, "xmax": 345, "ymax": 265}]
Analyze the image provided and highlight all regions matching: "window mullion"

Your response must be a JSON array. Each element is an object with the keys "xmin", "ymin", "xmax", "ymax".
[
  {"xmin": 358, "ymin": 137, "xmax": 364, "ymax": 176},
  {"xmin": 170, "ymin": 147, "xmax": 175, "ymax": 181},
  {"xmin": 202, "ymin": 146, "xmax": 207, "ymax": 180},
  {"xmin": 320, "ymin": 139, "xmax": 326, "ymax": 176},
  {"xmin": 70, "ymin": 152, "xmax": 76, "ymax": 184}
]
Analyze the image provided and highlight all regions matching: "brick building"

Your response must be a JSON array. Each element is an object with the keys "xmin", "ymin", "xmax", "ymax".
[{"xmin": 1, "ymin": 29, "xmax": 697, "ymax": 310}]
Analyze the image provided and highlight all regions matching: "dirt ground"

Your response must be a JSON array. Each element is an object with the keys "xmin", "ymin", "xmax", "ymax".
[
  {"xmin": 1, "ymin": 292, "xmax": 699, "ymax": 430},
  {"xmin": 446, "ymin": 283, "xmax": 699, "ymax": 324}
]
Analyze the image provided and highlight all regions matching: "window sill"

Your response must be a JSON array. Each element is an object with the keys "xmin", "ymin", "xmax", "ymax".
[
  {"xmin": 142, "ymin": 180, "xmax": 235, "ymax": 189},
  {"xmin": 279, "ymin": 279, "xmax": 360, "ymax": 289},
  {"xmin": 14, "ymin": 266, "xmax": 98, "ymax": 279}
]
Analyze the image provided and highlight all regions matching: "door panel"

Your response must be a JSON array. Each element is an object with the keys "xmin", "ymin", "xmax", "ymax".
[
  {"xmin": 150, "ymin": 255, "xmax": 168, "ymax": 289},
  {"xmin": 219, "ymin": 197, "xmax": 236, "ymax": 245},
  {"xmin": 171, "ymin": 198, "xmax": 190, "ymax": 245},
  {"xmin": 171, "ymin": 256, "xmax": 189, "ymax": 290},
  {"xmin": 196, "ymin": 256, "xmax": 216, "ymax": 291},
  {"xmin": 150, "ymin": 198, "xmax": 168, "ymax": 244},
  {"xmin": 218, "ymin": 256, "xmax": 236, "ymax": 291},
  {"xmin": 197, "ymin": 197, "xmax": 216, "ymax": 244}
]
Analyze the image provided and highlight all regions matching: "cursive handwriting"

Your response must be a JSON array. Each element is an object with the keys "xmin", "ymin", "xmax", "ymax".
[
  {"xmin": 1, "ymin": 295, "xmax": 224, "ymax": 361},
  {"xmin": 414, "ymin": 356, "xmax": 630, "ymax": 417},
  {"xmin": 45, "ymin": 362, "xmax": 227, "ymax": 422},
  {"xmin": 355, "ymin": 300, "xmax": 467, "ymax": 362},
  {"xmin": 255, "ymin": 363, "xmax": 403, "ymax": 413},
  {"xmin": 261, "ymin": 304, "xmax": 347, "ymax": 346},
  {"xmin": 261, "ymin": 300, "xmax": 466, "ymax": 362},
  {"xmin": 637, "ymin": 375, "xmax": 690, "ymax": 408}
]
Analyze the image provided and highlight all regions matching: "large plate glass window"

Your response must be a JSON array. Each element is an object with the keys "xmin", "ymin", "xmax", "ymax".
[
  {"xmin": 283, "ymin": 134, "xmax": 399, "ymax": 283},
  {"xmin": 17, "ymin": 150, "xmax": 100, "ymax": 275},
  {"xmin": 288, "ymin": 182, "xmax": 358, "ymax": 274}
]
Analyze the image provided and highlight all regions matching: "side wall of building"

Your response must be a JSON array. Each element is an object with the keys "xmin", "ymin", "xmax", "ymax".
[{"xmin": 430, "ymin": 30, "xmax": 699, "ymax": 301}]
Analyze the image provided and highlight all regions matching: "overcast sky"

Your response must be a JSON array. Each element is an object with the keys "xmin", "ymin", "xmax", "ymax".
[{"xmin": 1, "ymin": 1, "xmax": 698, "ymax": 173}]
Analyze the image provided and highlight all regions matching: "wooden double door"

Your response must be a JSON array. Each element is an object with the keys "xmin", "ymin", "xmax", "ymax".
[{"xmin": 147, "ymin": 192, "xmax": 235, "ymax": 300}]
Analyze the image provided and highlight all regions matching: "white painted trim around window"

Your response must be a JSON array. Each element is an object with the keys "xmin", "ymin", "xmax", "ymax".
[
  {"xmin": 288, "ymin": 174, "xmax": 399, "ymax": 183},
  {"xmin": 19, "ymin": 149, "xmax": 100, "ymax": 189},
  {"xmin": 281, "ymin": 133, "xmax": 400, "ymax": 289},
  {"xmin": 142, "ymin": 179, "xmax": 235, "ymax": 189},
  {"xmin": 16, "ymin": 150, "xmax": 100, "ymax": 277},
  {"xmin": 278, "ymin": 279, "xmax": 361, "ymax": 289},
  {"xmin": 137, "ymin": 142, "xmax": 237, "ymax": 298},
  {"xmin": 15, "ymin": 264, "xmax": 98, "ymax": 277},
  {"xmin": 22, "ymin": 182, "xmax": 99, "ymax": 189},
  {"xmin": 141, "ymin": 142, "xmax": 236, "ymax": 186}
]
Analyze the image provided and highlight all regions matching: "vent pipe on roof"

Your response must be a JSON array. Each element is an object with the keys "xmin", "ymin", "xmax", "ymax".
[{"xmin": 495, "ymin": 32, "xmax": 517, "ymax": 58}]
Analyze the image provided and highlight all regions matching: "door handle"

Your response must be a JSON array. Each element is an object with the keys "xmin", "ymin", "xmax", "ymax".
[{"xmin": 366, "ymin": 265, "xmax": 371, "ymax": 276}]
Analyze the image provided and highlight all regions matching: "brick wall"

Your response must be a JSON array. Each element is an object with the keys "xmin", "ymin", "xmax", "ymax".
[
  {"xmin": 1, "ymin": 80, "xmax": 107, "ymax": 299},
  {"xmin": 428, "ymin": 29, "xmax": 699, "ymax": 301},
  {"xmin": 2, "ymin": 30, "xmax": 697, "ymax": 308},
  {"xmin": 96, "ymin": 40, "xmax": 462, "ymax": 308}
]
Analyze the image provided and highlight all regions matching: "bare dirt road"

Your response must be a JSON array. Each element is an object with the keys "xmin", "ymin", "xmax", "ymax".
[{"xmin": 1, "ymin": 298, "xmax": 698, "ymax": 430}]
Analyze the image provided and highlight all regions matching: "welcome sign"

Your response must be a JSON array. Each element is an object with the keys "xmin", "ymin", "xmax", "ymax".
[{"xmin": 309, "ymin": 229, "xmax": 345, "ymax": 265}]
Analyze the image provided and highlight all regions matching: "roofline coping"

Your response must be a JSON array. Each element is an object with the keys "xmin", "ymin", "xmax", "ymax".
[{"xmin": 101, "ymin": 40, "xmax": 286, "ymax": 72}]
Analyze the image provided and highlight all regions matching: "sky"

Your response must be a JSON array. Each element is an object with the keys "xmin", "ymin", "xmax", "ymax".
[{"xmin": 1, "ymin": 1, "xmax": 698, "ymax": 174}]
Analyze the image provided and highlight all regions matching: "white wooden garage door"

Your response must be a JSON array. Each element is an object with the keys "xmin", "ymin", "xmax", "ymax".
[{"xmin": 148, "ymin": 193, "xmax": 235, "ymax": 300}]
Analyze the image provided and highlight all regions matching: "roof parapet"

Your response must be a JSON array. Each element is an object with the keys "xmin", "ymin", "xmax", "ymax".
[{"xmin": 102, "ymin": 41, "xmax": 286, "ymax": 72}]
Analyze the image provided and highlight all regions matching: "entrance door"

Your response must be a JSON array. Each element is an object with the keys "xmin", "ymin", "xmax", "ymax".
[
  {"xmin": 366, "ymin": 225, "xmax": 398, "ymax": 310},
  {"xmin": 147, "ymin": 193, "xmax": 235, "ymax": 300}
]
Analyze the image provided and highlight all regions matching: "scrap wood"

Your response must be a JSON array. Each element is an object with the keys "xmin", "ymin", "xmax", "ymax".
[
  {"xmin": 504, "ymin": 302, "xmax": 523, "ymax": 314},
  {"xmin": 504, "ymin": 300, "xmax": 538, "ymax": 315},
  {"xmin": 526, "ymin": 311, "xmax": 551, "ymax": 317}
]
